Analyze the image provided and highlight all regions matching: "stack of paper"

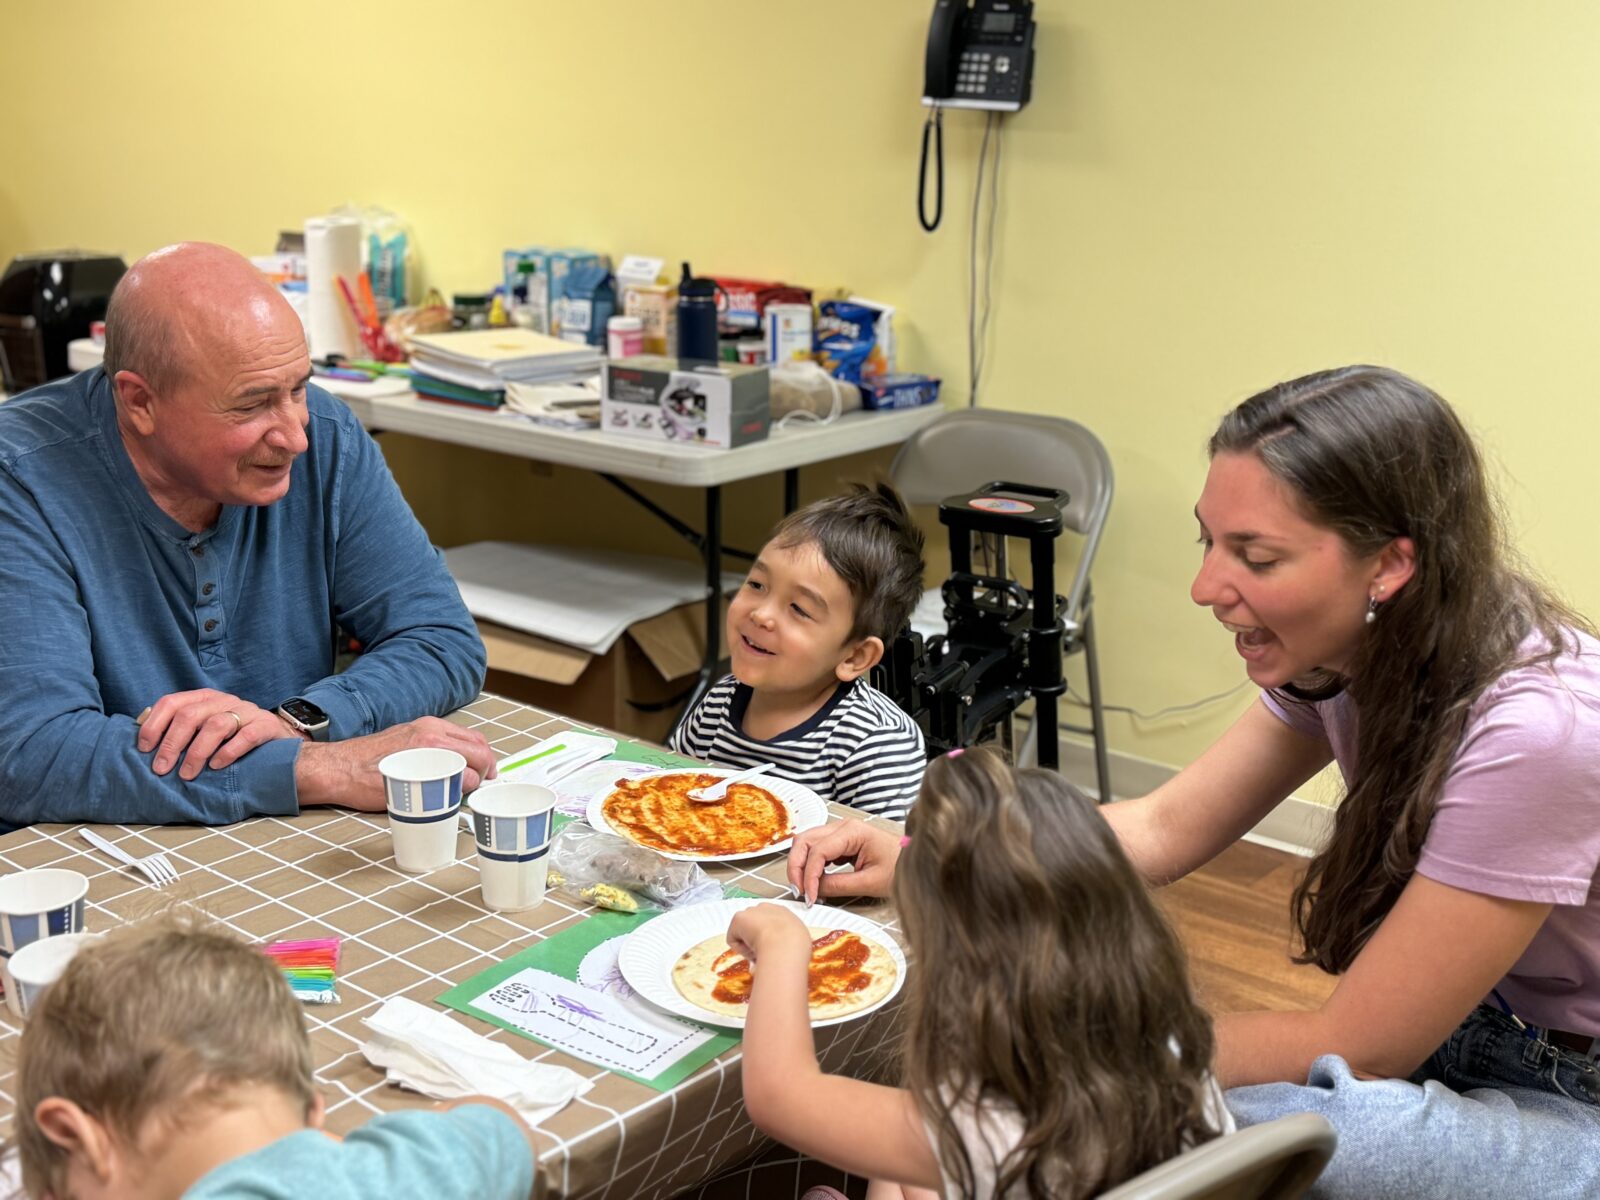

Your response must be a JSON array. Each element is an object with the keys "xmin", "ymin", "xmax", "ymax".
[
  {"xmin": 262, "ymin": 937, "xmax": 341, "ymax": 1005},
  {"xmin": 503, "ymin": 375, "xmax": 602, "ymax": 429},
  {"xmin": 411, "ymin": 329, "xmax": 601, "ymax": 389}
]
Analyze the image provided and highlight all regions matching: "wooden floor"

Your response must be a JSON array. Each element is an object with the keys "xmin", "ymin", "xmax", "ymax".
[{"xmin": 1157, "ymin": 839, "xmax": 1337, "ymax": 1015}]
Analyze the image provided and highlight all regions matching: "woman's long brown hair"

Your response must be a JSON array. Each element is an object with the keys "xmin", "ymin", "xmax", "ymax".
[
  {"xmin": 1210, "ymin": 365, "xmax": 1593, "ymax": 973},
  {"xmin": 894, "ymin": 749, "xmax": 1219, "ymax": 1198}
]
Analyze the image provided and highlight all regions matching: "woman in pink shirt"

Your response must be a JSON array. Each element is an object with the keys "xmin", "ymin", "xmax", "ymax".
[{"xmin": 793, "ymin": 366, "xmax": 1600, "ymax": 1198}]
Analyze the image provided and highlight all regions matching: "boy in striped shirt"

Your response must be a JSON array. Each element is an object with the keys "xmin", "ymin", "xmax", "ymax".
[{"xmin": 671, "ymin": 484, "xmax": 928, "ymax": 820}]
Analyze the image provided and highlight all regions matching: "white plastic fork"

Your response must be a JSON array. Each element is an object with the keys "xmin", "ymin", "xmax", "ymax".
[
  {"xmin": 80, "ymin": 829, "xmax": 179, "ymax": 888},
  {"xmin": 688, "ymin": 762, "xmax": 776, "ymax": 804}
]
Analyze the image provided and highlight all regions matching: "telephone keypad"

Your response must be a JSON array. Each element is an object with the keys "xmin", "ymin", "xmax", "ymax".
[{"xmin": 958, "ymin": 48, "xmax": 993, "ymax": 96}]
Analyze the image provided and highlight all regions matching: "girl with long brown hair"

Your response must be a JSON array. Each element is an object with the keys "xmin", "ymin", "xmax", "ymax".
[
  {"xmin": 791, "ymin": 366, "xmax": 1600, "ymax": 1197},
  {"xmin": 731, "ymin": 747, "xmax": 1231, "ymax": 1200}
]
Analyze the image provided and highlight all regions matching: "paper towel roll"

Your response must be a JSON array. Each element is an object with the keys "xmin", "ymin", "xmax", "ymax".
[{"xmin": 304, "ymin": 215, "xmax": 363, "ymax": 361}]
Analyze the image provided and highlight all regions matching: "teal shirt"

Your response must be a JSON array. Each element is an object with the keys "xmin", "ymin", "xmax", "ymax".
[
  {"xmin": 183, "ymin": 1107, "xmax": 535, "ymax": 1200},
  {"xmin": 0, "ymin": 368, "xmax": 486, "ymax": 826}
]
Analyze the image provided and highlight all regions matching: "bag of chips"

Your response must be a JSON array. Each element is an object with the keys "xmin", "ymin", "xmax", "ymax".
[{"xmin": 814, "ymin": 299, "xmax": 883, "ymax": 383}]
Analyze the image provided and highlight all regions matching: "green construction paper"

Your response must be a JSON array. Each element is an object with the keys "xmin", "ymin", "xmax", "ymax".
[
  {"xmin": 437, "ymin": 887, "xmax": 756, "ymax": 1091},
  {"xmin": 606, "ymin": 738, "xmax": 700, "ymax": 769}
]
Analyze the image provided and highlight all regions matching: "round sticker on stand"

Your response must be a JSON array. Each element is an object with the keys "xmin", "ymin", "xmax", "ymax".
[{"xmin": 968, "ymin": 496, "xmax": 1036, "ymax": 514}]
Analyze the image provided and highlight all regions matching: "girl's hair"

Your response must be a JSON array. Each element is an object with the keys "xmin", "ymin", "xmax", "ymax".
[
  {"xmin": 1210, "ymin": 365, "xmax": 1593, "ymax": 973},
  {"xmin": 12, "ymin": 910, "xmax": 316, "ymax": 1198},
  {"xmin": 894, "ymin": 748, "xmax": 1219, "ymax": 1198}
]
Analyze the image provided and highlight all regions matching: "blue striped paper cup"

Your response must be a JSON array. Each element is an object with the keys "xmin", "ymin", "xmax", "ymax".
[
  {"xmin": 378, "ymin": 748, "xmax": 467, "ymax": 873},
  {"xmin": 467, "ymin": 783, "xmax": 558, "ymax": 911},
  {"xmin": 7, "ymin": 932, "xmax": 97, "ymax": 1020},
  {"xmin": 0, "ymin": 868, "xmax": 89, "ymax": 1018}
]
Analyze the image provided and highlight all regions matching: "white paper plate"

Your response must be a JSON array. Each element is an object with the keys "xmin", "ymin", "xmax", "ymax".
[
  {"xmin": 617, "ymin": 897, "xmax": 907, "ymax": 1029},
  {"xmin": 586, "ymin": 768, "xmax": 828, "ymax": 862}
]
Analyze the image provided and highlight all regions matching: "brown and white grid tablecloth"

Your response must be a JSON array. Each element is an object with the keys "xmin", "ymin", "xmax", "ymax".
[{"xmin": 0, "ymin": 695, "xmax": 905, "ymax": 1200}]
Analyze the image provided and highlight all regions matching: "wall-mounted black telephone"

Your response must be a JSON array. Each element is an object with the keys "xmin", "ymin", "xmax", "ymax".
[
  {"xmin": 917, "ymin": 0, "xmax": 1036, "ymax": 232},
  {"xmin": 922, "ymin": 0, "xmax": 1036, "ymax": 112}
]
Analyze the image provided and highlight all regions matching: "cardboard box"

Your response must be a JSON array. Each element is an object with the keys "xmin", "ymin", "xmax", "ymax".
[
  {"xmin": 621, "ymin": 281, "xmax": 677, "ymax": 355},
  {"xmin": 501, "ymin": 247, "xmax": 606, "ymax": 336},
  {"xmin": 477, "ymin": 601, "xmax": 723, "ymax": 744},
  {"xmin": 602, "ymin": 355, "xmax": 771, "ymax": 448},
  {"xmin": 616, "ymin": 255, "xmax": 676, "ymax": 356}
]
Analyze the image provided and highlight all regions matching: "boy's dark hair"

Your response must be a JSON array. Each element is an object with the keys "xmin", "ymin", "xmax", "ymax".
[{"xmin": 770, "ymin": 482, "xmax": 926, "ymax": 643}]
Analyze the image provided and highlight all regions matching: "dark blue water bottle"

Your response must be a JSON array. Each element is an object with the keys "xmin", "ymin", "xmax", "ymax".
[{"xmin": 676, "ymin": 262, "xmax": 720, "ymax": 365}]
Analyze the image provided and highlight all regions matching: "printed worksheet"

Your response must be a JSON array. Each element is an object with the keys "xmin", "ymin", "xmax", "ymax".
[{"xmin": 469, "ymin": 965, "xmax": 719, "ymax": 1078}]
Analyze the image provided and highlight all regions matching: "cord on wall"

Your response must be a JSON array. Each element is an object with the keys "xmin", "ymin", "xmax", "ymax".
[
  {"xmin": 1063, "ymin": 679, "xmax": 1254, "ymax": 722},
  {"xmin": 918, "ymin": 107, "xmax": 945, "ymax": 232},
  {"xmin": 968, "ymin": 112, "xmax": 1005, "ymax": 407}
]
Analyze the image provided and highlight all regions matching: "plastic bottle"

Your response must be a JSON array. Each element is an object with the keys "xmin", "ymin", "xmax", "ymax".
[{"xmin": 607, "ymin": 315, "xmax": 644, "ymax": 359}]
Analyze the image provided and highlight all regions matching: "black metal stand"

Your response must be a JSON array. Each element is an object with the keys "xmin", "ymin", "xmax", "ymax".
[{"xmin": 872, "ymin": 481, "xmax": 1071, "ymax": 774}]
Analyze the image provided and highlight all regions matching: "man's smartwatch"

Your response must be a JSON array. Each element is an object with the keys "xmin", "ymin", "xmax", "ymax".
[{"xmin": 275, "ymin": 697, "xmax": 331, "ymax": 742}]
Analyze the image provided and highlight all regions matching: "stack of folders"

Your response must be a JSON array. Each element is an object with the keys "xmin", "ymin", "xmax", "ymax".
[{"xmin": 409, "ymin": 329, "xmax": 601, "ymax": 410}]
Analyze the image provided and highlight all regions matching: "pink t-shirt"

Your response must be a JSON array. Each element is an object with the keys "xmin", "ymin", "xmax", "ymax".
[{"xmin": 1261, "ymin": 630, "xmax": 1600, "ymax": 1034}]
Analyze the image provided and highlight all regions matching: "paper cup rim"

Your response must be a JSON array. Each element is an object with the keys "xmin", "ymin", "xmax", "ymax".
[
  {"xmin": 377, "ymin": 748, "xmax": 467, "ymax": 783},
  {"xmin": 0, "ymin": 868, "xmax": 89, "ymax": 914},
  {"xmin": 9, "ymin": 932, "xmax": 98, "ymax": 986},
  {"xmin": 468, "ymin": 783, "xmax": 558, "ymax": 820}
]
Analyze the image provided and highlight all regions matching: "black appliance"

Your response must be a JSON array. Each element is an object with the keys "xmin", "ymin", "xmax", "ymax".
[
  {"xmin": 0, "ymin": 251, "xmax": 126, "ymax": 393},
  {"xmin": 873, "ymin": 480, "xmax": 1070, "ymax": 770}
]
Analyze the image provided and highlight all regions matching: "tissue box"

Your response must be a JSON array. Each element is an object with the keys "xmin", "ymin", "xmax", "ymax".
[{"xmin": 602, "ymin": 356, "xmax": 771, "ymax": 448}]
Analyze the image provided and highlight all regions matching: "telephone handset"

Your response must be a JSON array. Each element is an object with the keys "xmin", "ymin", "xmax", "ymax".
[{"xmin": 922, "ymin": 0, "xmax": 1035, "ymax": 112}]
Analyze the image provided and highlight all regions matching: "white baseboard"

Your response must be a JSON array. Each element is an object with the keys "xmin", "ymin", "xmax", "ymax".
[{"xmin": 1052, "ymin": 736, "xmax": 1329, "ymax": 859}]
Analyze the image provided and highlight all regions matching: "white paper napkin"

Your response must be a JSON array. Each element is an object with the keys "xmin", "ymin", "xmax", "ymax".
[{"xmin": 361, "ymin": 997, "xmax": 591, "ymax": 1126}]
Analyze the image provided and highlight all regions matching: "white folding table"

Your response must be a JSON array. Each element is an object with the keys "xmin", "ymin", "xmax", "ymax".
[{"xmin": 339, "ymin": 390, "xmax": 944, "ymax": 723}]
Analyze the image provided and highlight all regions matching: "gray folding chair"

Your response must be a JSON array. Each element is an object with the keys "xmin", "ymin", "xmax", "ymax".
[
  {"xmin": 1098, "ymin": 1114, "xmax": 1337, "ymax": 1200},
  {"xmin": 891, "ymin": 408, "xmax": 1115, "ymax": 801}
]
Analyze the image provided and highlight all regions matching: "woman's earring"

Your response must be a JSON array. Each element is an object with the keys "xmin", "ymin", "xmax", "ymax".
[{"xmin": 1365, "ymin": 596, "xmax": 1380, "ymax": 625}]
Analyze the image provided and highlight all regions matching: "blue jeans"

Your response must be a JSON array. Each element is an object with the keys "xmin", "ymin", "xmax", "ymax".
[{"xmin": 1226, "ymin": 1005, "xmax": 1600, "ymax": 1199}]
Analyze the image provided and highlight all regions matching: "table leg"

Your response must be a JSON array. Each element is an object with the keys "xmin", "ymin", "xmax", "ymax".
[
  {"xmin": 671, "ymin": 485, "xmax": 724, "ymax": 741},
  {"xmin": 784, "ymin": 467, "xmax": 799, "ymax": 515}
]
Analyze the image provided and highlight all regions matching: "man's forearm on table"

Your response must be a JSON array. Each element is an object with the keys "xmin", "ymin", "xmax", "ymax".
[
  {"xmin": 301, "ymin": 628, "xmax": 486, "ymax": 738},
  {"xmin": 0, "ymin": 712, "xmax": 300, "ymax": 826}
]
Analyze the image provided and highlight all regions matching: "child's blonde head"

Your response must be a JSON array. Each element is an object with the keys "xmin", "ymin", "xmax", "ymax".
[
  {"xmin": 13, "ymin": 911, "xmax": 315, "ymax": 1197},
  {"xmin": 894, "ymin": 748, "xmax": 1219, "ymax": 1198}
]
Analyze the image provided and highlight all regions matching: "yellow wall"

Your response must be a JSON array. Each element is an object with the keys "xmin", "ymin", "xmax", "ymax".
[{"xmin": 5, "ymin": 1, "xmax": 1598, "ymax": 780}]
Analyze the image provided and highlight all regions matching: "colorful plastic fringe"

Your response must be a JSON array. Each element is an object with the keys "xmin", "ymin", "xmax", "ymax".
[{"xmin": 263, "ymin": 937, "xmax": 342, "ymax": 1005}]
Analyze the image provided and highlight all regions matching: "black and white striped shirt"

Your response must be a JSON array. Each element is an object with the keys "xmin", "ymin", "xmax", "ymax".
[{"xmin": 670, "ymin": 675, "xmax": 926, "ymax": 821}]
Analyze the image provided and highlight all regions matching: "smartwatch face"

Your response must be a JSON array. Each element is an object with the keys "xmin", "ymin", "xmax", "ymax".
[{"xmin": 280, "ymin": 698, "xmax": 328, "ymax": 727}]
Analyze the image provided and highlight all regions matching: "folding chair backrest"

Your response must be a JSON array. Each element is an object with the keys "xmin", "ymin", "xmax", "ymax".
[
  {"xmin": 891, "ymin": 408, "xmax": 1114, "ymax": 619},
  {"xmin": 1097, "ymin": 1114, "xmax": 1337, "ymax": 1200}
]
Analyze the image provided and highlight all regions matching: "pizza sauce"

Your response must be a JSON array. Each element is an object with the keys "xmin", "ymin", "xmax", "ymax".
[
  {"xmin": 602, "ymin": 772, "xmax": 791, "ymax": 856},
  {"xmin": 710, "ymin": 929, "xmax": 874, "ymax": 1008}
]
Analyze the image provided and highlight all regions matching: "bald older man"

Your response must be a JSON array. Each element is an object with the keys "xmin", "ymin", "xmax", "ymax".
[{"xmin": 0, "ymin": 243, "xmax": 493, "ymax": 826}]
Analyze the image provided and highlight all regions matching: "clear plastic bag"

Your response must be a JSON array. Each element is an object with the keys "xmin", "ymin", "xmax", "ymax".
[
  {"xmin": 771, "ymin": 360, "xmax": 861, "ymax": 429},
  {"xmin": 548, "ymin": 823, "xmax": 723, "ymax": 913}
]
